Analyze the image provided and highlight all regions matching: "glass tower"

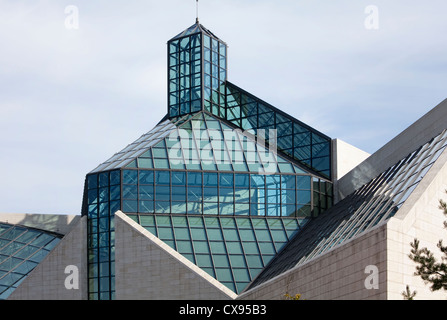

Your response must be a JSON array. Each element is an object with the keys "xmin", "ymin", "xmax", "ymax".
[
  {"xmin": 168, "ymin": 23, "xmax": 227, "ymax": 119},
  {"xmin": 82, "ymin": 21, "xmax": 333, "ymax": 300}
]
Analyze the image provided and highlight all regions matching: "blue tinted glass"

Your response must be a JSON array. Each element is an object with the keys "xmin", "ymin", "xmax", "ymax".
[
  {"xmin": 283, "ymin": 189, "xmax": 296, "ymax": 204},
  {"xmin": 88, "ymin": 189, "xmax": 98, "ymax": 205},
  {"xmin": 250, "ymin": 175, "xmax": 265, "ymax": 188},
  {"xmin": 110, "ymin": 200, "xmax": 120, "ymax": 216},
  {"xmin": 297, "ymin": 176, "xmax": 311, "ymax": 190},
  {"xmin": 155, "ymin": 171, "xmax": 170, "ymax": 185},
  {"xmin": 110, "ymin": 170, "xmax": 121, "ymax": 186},
  {"xmin": 220, "ymin": 203, "xmax": 234, "ymax": 215},
  {"xmin": 235, "ymin": 174, "xmax": 249, "ymax": 188},
  {"xmin": 169, "ymin": 40, "xmax": 179, "ymax": 54},
  {"xmin": 235, "ymin": 189, "xmax": 249, "ymax": 203},
  {"xmin": 172, "ymin": 171, "xmax": 186, "ymax": 185},
  {"xmin": 123, "ymin": 200, "xmax": 138, "ymax": 212},
  {"xmin": 204, "ymin": 173, "xmax": 218, "ymax": 186},
  {"xmin": 180, "ymin": 37, "xmax": 190, "ymax": 51},
  {"xmin": 188, "ymin": 172, "xmax": 202, "ymax": 186},
  {"xmin": 219, "ymin": 188, "xmax": 234, "ymax": 202},
  {"xmin": 204, "ymin": 187, "xmax": 218, "ymax": 199},
  {"xmin": 297, "ymin": 190, "xmax": 311, "ymax": 204},
  {"xmin": 122, "ymin": 185, "xmax": 137, "ymax": 200},
  {"xmin": 123, "ymin": 170, "xmax": 138, "ymax": 185},
  {"xmin": 139, "ymin": 170, "xmax": 154, "ymax": 185},
  {"xmin": 139, "ymin": 185, "xmax": 154, "ymax": 200},
  {"xmin": 155, "ymin": 201, "xmax": 170, "ymax": 213},
  {"xmin": 220, "ymin": 173, "xmax": 234, "ymax": 187},
  {"xmin": 266, "ymin": 175, "xmax": 280, "ymax": 189},
  {"xmin": 203, "ymin": 35, "xmax": 211, "ymax": 49},
  {"xmin": 282, "ymin": 175, "xmax": 296, "ymax": 189},
  {"xmin": 87, "ymin": 174, "xmax": 98, "ymax": 190},
  {"xmin": 188, "ymin": 186, "xmax": 202, "ymax": 201},
  {"xmin": 99, "ymin": 172, "xmax": 109, "ymax": 187},
  {"xmin": 156, "ymin": 186, "xmax": 170, "ymax": 201},
  {"xmin": 139, "ymin": 201, "xmax": 154, "ymax": 213},
  {"xmin": 171, "ymin": 202, "xmax": 187, "ymax": 214},
  {"xmin": 172, "ymin": 186, "xmax": 186, "ymax": 201}
]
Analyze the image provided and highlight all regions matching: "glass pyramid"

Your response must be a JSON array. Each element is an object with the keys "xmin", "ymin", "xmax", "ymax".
[
  {"xmin": 85, "ymin": 111, "xmax": 333, "ymax": 297},
  {"xmin": 170, "ymin": 22, "xmax": 224, "ymax": 43}
]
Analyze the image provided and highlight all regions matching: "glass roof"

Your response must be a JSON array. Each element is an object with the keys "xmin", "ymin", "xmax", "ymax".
[
  {"xmin": 90, "ymin": 111, "xmax": 313, "ymax": 176},
  {"xmin": 247, "ymin": 129, "xmax": 447, "ymax": 291},
  {"xmin": 170, "ymin": 22, "xmax": 224, "ymax": 43},
  {"xmin": 225, "ymin": 82, "xmax": 332, "ymax": 179},
  {"xmin": 0, "ymin": 223, "xmax": 62, "ymax": 300},
  {"xmin": 127, "ymin": 214, "xmax": 303, "ymax": 294}
]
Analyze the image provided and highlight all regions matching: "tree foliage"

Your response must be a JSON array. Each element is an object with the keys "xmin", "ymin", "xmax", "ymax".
[
  {"xmin": 401, "ymin": 285, "xmax": 417, "ymax": 300},
  {"xmin": 283, "ymin": 293, "xmax": 302, "ymax": 300}
]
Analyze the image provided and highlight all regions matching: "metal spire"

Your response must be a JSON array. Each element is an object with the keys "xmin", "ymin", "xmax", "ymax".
[{"xmin": 196, "ymin": 0, "xmax": 199, "ymax": 23}]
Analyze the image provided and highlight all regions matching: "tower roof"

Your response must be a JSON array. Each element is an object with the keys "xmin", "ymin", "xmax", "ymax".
[{"xmin": 169, "ymin": 21, "xmax": 224, "ymax": 43}]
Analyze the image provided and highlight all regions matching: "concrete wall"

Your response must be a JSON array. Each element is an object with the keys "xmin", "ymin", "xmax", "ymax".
[
  {"xmin": 238, "ymin": 224, "xmax": 388, "ymax": 300},
  {"xmin": 8, "ymin": 216, "xmax": 87, "ymax": 300},
  {"xmin": 332, "ymin": 139, "xmax": 370, "ymax": 182},
  {"xmin": 385, "ymin": 146, "xmax": 447, "ymax": 300},
  {"xmin": 338, "ymin": 99, "xmax": 447, "ymax": 201},
  {"xmin": 114, "ymin": 211, "xmax": 236, "ymax": 300}
]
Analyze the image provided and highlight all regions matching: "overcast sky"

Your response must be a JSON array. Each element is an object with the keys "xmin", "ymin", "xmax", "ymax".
[{"xmin": 1, "ymin": 0, "xmax": 446, "ymax": 215}]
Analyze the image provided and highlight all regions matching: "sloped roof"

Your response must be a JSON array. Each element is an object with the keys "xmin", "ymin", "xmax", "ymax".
[
  {"xmin": 246, "ymin": 128, "xmax": 447, "ymax": 291},
  {"xmin": 169, "ymin": 21, "xmax": 224, "ymax": 43},
  {"xmin": 90, "ymin": 111, "xmax": 312, "ymax": 176},
  {"xmin": 0, "ymin": 223, "xmax": 62, "ymax": 300}
]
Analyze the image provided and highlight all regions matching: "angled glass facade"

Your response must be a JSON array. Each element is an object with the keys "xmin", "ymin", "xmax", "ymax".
[
  {"xmin": 224, "ymin": 83, "xmax": 332, "ymax": 179},
  {"xmin": 0, "ymin": 223, "xmax": 61, "ymax": 300},
  {"xmin": 83, "ymin": 22, "xmax": 333, "ymax": 299}
]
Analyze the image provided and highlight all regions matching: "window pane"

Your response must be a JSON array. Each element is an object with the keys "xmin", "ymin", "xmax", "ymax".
[
  {"xmin": 172, "ymin": 172, "xmax": 186, "ymax": 185},
  {"xmin": 172, "ymin": 186, "xmax": 186, "ymax": 202},
  {"xmin": 207, "ymin": 228, "xmax": 223, "ymax": 241},
  {"xmin": 155, "ymin": 171, "xmax": 170, "ymax": 185},
  {"xmin": 139, "ymin": 201, "xmax": 154, "ymax": 213},
  {"xmin": 213, "ymin": 255, "xmax": 230, "ymax": 268},
  {"xmin": 171, "ymin": 202, "xmax": 187, "ymax": 214},
  {"xmin": 188, "ymin": 186, "xmax": 202, "ymax": 201},
  {"xmin": 155, "ymin": 186, "xmax": 170, "ymax": 201},
  {"xmin": 226, "ymin": 242, "xmax": 243, "ymax": 255},
  {"xmin": 235, "ymin": 174, "xmax": 249, "ymax": 188},
  {"xmin": 210, "ymin": 242, "xmax": 226, "ymax": 254},
  {"xmin": 123, "ymin": 170, "xmax": 138, "ymax": 185},
  {"xmin": 220, "ymin": 173, "xmax": 234, "ymax": 187},
  {"xmin": 188, "ymin": 172, "xmax": 202, "ymax": 186},
  {"xmin": 204, "ymin": 173, "xmax": 218, "ymax": 186},
  {"xmin": 193, "ymin": 240, "xmax": 210, "ymax": 253},
  {"xmin": 242, "ymin": 242, "xmax": 259, "ymax": 254},
  {"xmin": 297, "ymin": 176, "xmax": 311, "ymax": 189}
]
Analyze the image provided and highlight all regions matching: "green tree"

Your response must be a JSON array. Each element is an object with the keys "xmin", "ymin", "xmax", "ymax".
[{"xmin": 408, "ymin": 194, "xmax": 447, "ymax": 293}]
